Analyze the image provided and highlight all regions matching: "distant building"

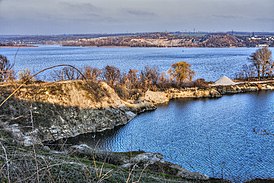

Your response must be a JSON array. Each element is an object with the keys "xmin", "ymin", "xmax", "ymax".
[{"xmin": 256, "ymin": 44, "xmax": 269, "ymax": 47}]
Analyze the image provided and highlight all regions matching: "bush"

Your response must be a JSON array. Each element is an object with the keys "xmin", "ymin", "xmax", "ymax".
[
  {"xmin": 114, "ymin": 84, "xmax": 130, "ymax": 100},
  {"xmin": 51, "ymin": 67, "xmax": 81, "ymax": 81},
  {"xmin": 0, "ymin": 54, "xmax": 15, "ymax": 82},
  {"xmin": 82, "ymin": 66, "xmax": 102, "ymax": 82},
  {"xmin": 18, "ymin": 69, "xmax": 35, "ymax": 84},
  {"xmin": 103, "ymin": 65, "xmax": 121, "ymax": 87},
  {"xmin": 194, "ymin": 78, "xmax": 209, "ymax": 88}
]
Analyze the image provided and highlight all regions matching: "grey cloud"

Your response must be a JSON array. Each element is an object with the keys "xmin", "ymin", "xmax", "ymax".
[
  {"xmin": 1, "ymin": 0, "xmax": 274, "ymax": 34},
  {"xmin": 60, "ymin": 16, "xmax": 118, "ymax": 23},
  {"xmin": 60, "ymin": 2, "xmax": 100, "ymax": 12},
  {"xmin": 56, "ymin": 1, "xmax": 103, "ymax": 20},
  {"xmin": 212, "ymin": 15, "xmax": 243, "ymax": 19},
  {"xmin": 255, "ymin": 18, "xmax": 274, "ymax": 23},
  {"xmin": 123, "ymin": 9, "xmax": 157, "ymax": 17}
]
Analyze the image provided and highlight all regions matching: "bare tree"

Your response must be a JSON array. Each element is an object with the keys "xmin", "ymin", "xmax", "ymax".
[
  {"xmin": 82, "ymin": 66, "xmax": 102, "ymax": 82},
  {"xmin": 236, "ymin": 64, "xmax": 256, "ymax": 80},
  {"xmin": 266, "ymin": 62, "xmax": 274, "ymax": 77},
  {"xmin": 157, "ymin": 71, "xmax": 169, "ymax": 89},
  {"xmin": 140, "ymin": 66, "xmax": 159, "ymax": 90},
  {"xmin": 249, "ymin": 47, "xmax": 272, "ymax": 79},
  {"xmin": 103, "ymin": 65, "xmax": 121, "ymax": 86},
  {"xmin": 126, "ymin": 69, "xmax": 139, "ymax": 89},
  {"xmin": 52, "ymin": 67, "xmax": 81, "ymax": 81}
]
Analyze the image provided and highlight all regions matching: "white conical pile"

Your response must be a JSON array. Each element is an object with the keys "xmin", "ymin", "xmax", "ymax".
[{"xmin": 214, "ymin": 76, "xmax": 235, "ymax": 86}]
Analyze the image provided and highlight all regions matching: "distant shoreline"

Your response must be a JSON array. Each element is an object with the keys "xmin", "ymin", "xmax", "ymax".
[
  {"xmin": 0, "ymin": 45, "xmax": 38, "ymax": 48},
  {"xmin": 2, "ymin": 44, "xmax": 274, "ymax": 49},
  {"xmin": 2, "ymin": 32, "xmax": 273, "ymax": 48}
]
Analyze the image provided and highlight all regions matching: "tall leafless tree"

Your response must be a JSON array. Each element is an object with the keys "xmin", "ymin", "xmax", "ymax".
[
  {"xmin": 249, "ymin": 47, "xmax": 272, "ymax": 79},
  {"xmin": 103, "ymin": 65, "xmax": 121, "ymax": 87}
]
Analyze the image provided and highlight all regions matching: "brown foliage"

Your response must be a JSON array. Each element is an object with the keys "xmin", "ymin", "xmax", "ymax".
[
  {"xmin": 126, "ymin": 69, "xmax": 139, "ymax": 89},
  {"xmin": 52, "ymin": 67, "xmax": 81, "ymax": 81},
  {"xmin": 0, "ymin": 55, "xmax": 15, "ymax": 82},
  {"xmin": 193, "ymin": 78, "xmax": 209, "ymax": 88},
  {"xmin": 114, "ymin": 84, "xmax": 142, "ymax": 100},
  {"xmin": 18, "ymin": 69, "xmax": 35, "ymax": 84},
  {"xmin": 140, "ymin": 66, "xmax": 159, "ymax": 90},
  {"xmin": 168, "ymin": 61, "xmax": 195, "ymax": 84},
  {"xmin": 82, "ymin": 66, "xmax": 102, "ymax": 82},
  {"xmin": 103, "ymin": 65, "xmax": 121, "ymax": 87}
]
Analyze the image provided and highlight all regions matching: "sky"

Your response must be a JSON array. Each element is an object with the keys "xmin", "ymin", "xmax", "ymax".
[{"xmin": 0, "ymin": 0, "xmax": 273, "ymax": 35}]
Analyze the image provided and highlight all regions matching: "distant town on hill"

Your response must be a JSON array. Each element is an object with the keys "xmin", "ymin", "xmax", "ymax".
[{"xmin": 1, "ymin": 31, "xmax": 274, "ymax": 48}]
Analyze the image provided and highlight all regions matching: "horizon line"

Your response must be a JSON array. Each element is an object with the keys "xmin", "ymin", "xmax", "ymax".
[{"xmin": 1, "ymin": 31, "xmax": 274, "ymax": 37}]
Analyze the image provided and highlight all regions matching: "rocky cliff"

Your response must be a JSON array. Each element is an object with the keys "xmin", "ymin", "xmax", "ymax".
[
  {"xmin": 0, "ymin": 80, "xmax": 274, "ymax": 145},
  {"xmin": 0, "ymin": 81, "xmax": 155, "ymax": 145}
]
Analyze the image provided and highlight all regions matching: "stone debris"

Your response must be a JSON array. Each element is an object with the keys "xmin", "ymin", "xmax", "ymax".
[{"xmin": 69, "ymin": 144, "xmax": 209, "ymax": 180}]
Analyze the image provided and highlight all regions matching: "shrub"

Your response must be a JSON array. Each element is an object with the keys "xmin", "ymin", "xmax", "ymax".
[
  {"xmin": 103, "ymin": 65, "xmax": 121, "ymax": 87},
  {"xmin": 18, "ymin": 69, "xmax": 35, "ymax": 84},
  {"xmin": 114, "ymin": 84, "xmax": 130, "ymax": 100},
  {"xmin": 194, "ymin": 78, "xmax": 209, "ymax": 88},
  {"xmin": 0, "ymin": 54, "xmax": 15, "ymax": 82},
  {"xmin": 51, "ymin": 67, "xmax": 81, "ymax": 81},
  {"xmin": 82, "ymin": 66, "xmax": 102, "ymax": 82}
]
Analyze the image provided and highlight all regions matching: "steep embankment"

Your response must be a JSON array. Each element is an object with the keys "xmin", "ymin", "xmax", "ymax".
[
  {"xmin": 0, "ymin": 81, "xmax": 155, "ymax": 145},
  {"xmin": 0, "ymin": 80, "xmax": 274, "ymax": 145}
]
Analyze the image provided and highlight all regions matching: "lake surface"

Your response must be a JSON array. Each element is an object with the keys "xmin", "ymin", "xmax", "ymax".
[
  {"xmin": 2, "ymin": 46, "xmax": 273, "ymax": 81},
  {"xmin": 1, "ymin": 46, "xmax": 273, "ymax": 181},
  {"xmin": 68, "ymin": 91, "xmax": 274, "ymax": 182}
]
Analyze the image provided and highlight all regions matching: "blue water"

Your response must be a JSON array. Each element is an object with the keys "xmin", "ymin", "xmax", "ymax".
[
  {"xmin": 1, "ymin": 46, "xmax": 272, "ymax": 81},
  {"xmin": 1, "ymin": 46, "xmax": 273, "ymax": 181},
  {"xmin": 70, "ymin": 92, "xmax": 274, "ymax": 182}
]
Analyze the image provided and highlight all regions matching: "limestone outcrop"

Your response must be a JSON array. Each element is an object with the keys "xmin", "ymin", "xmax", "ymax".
[
  {"xmin": 0, "ymin": 81, "xmax": 155, "ymax": 145},
  {"xmin": 0, "ymin": 80, "xmax": 274, "ymax": 145}
]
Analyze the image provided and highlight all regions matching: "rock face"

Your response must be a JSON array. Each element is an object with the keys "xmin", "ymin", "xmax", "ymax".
[
  {"xmin": 1, "ymin": 102, "xmax": 139, "ymax": 144},
  {"xmin": 0, "ymin": 81, "xmax": 155, "ymax": 145},
  {"xmin": 0, "ymin": 80, "xmax": 274, "ymax": 145}
]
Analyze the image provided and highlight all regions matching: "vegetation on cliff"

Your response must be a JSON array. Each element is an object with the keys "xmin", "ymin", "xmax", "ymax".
[{"xmin": 0, "ymin": 53, "xmax": 202, "ymax": 102}]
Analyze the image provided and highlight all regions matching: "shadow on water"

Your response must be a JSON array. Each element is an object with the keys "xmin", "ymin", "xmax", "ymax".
[{"xmin": 57, "ymin": 91, "xmax": 274, "ymax": 182}]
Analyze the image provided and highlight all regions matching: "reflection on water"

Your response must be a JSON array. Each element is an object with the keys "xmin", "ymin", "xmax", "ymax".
[{"xmin": 66, "ymin": 91, "xmax": 274, "ymax": 182}]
